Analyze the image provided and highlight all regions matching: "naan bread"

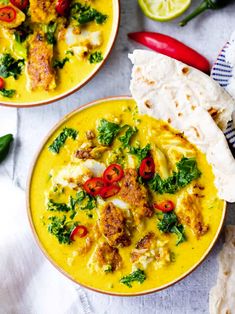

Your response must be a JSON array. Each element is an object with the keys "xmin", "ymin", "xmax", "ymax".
[
  {"xmin": 209, "ymin": 225, "xmax": 235, "ymax": 314},
  {"xmin": 129, "ymin": 50, "xmax": 235, "ymax": 202}
]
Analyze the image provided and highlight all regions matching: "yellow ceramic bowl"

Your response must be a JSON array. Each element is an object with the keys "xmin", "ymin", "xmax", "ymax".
[
  {"xmin": 27, "ymin": 96, "xmax": 226, "ymax": 296},
  {"xmin": 0, "ymin": 1, "xmax": 120, "ymax": 108}
]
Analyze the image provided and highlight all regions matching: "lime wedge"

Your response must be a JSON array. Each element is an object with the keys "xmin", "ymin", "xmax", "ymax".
[{"xmin": 138, "ymin": 0, "xmax": 191, "ymax": 22}]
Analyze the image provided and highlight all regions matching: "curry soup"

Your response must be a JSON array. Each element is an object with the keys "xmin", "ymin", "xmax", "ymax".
[
  {"xmin": 29, "ymin": 98, "xmax": 225, "ymax": 294},
  {"xmin": 0, "ymin": 0, "xmax": 117, "ymax": 105}
]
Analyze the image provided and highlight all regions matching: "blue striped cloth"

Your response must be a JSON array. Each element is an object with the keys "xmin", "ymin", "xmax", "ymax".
[{"xmin": 211, "ymin": 43, "xmax": 235, "ymax": 153}]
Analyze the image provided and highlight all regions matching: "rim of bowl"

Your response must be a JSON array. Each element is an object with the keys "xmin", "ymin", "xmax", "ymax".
[
  {"xmin": 26, "ymin": 96, "xmax": 227, "ymax": 296},
  {"xmin": 0, "ymin": 1, "xmax": 120, "ymax": 108}
]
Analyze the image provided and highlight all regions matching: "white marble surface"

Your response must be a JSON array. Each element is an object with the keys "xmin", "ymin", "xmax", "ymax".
[{"xmin": 1, "ymin": 0, "xmax": 235, "ymax": 313}]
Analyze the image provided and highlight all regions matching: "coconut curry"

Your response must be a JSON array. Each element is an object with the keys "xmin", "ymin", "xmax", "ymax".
[
  {"xmin": 29, "ymin": 98, "xmax": 225, "ymax": 294},
  {"xmin": 0, "ymin": 0, "xmax": 115, "ymax": 104}
]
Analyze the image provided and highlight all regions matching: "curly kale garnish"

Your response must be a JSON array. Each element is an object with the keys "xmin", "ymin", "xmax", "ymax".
[
  {"xmin": 148, "ymin": 157, "xmax": 201, "ymax": 194},
  {"xmin": 48, "ymin": 215, "xmax": 78, "ymax": 244},
  {"xmin": 0, "ymin": 53, "xmax": 24, "ymax": 79},
  {"xmin": 157, "ymin": 211, "xmax": 186, "ymax": 246},
  {"xmin": 48, "ymin": 127, "xmax": 78, "ymax": 154},
  {"xmin": 120, "ymin": 269, "xmax": 146, "ymax": 288},
  {"xmin": 70, "ymin": 2, "xmax": 107, "ymax": 25}
]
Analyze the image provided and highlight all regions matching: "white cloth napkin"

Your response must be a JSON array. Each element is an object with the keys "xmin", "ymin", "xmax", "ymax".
[{"xmin": 0, "ymin": 108, "xmax": 93, "ymax": 314}]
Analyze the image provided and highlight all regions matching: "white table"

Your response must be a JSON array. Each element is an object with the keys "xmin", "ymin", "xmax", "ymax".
[{"xmin": 2, "ymin": 1, "xmax": 235, "ymax": 313}]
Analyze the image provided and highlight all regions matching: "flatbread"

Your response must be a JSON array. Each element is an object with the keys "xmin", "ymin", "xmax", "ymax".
[
  {"xmin": 209, "ymin": 225, "xmax": 235, "ymax": 314},
  {"xmin": 129, "ymin": 50, "xmax": 235, "ymax": 202}
]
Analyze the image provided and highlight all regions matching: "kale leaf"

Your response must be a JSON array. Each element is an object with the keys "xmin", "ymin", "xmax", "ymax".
[
  {"xmin": 0, "ymin": 54, "xmax": 24, "ymax": 79},
  {"xmin": 47, "ymin": 199, "xmax": 71, "ymax": 212},
  {"xmin": 48, "ymin": 215, "xmax": 78, "ymax": 244},
  {"xmin": 48, "ymin": 127, "xmax": 78, "ymax": 154},
  {"xmin": 70, "ymin": 191, "xmax": 96, "ymax": 219},
  {"xmin": 119, "ymin": 126, "xmax": 138, "ymax": 148},
  {"xmin": 120, "ymin": 269, "xmax": 146, "ymax": 288},
  {"xmin": 128, "ymin": 143, "xmax": 151, "ymax": 163},
  {"xmin": 0, "ymin": 88, "xmax": 15, "ymax": 98},
  {"xmin": 70, "ymin": 2, "xmax": 107, "ymax": 25},
  {"xmin": 148, "ymin": 157, "xmax": 201, "ymax": 194},
  {"xmin": 53, "ymin": 57, "xmax": 69, "ymax": 69},
  {"xmin": 157, "ymin": 211, "xmax": 186, "ymax": 246},
  {"xmin": 97, "ymin": 119, "xmax": 121, "ymax": 146},
  {"xmin": 46, "ymin": 22, "xmax": 57, "ymax": 45},
  {"xmin": 88, "ymin": 51, "xmax": 103, "ymax": 64}
]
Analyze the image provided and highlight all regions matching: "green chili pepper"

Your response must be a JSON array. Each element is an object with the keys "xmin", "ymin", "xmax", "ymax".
[
  {"xmin": 179, "ymin": 0, "xmax": 234, "ymax": 26},
  {"xmin": 0, "ymin": 134, "xmax": 13, "ymax": 163}
]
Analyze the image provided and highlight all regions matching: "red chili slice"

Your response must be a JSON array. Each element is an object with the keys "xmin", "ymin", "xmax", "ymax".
[
  {"xmin": 99, "ymin": 185, "xmax": 120, "ymax": 199},
  {"xmin": 103, "ymin": 164, "xmax": 124, "ymax": 184},
  {"xmin": 0, "ymin": 6, "xmax": 16, "ymax": 23},
  {"xmin": 0, "ymin": 78, "xmax": 4, "ymax": 90},
  {"xmin": 70, "ymin": 225, "xmax": 88, "ymax": 241},
  {"xmin": 139, "ymin": 157, "xmax": 155, "ymax": 180},
  {"xmin": 154, "ymin": 200, "xmax": 175, "ymax": 212},
  {"xmin": 10, "ymin": 0, "xmax": 29, "ymax": 10},
  {"xmin": 83, "ymin": 177, "xmax": 106, "ymax": 196},
  {"xmin": 56, "ymin": 0, "xmax": 70, "ymax": 16}
]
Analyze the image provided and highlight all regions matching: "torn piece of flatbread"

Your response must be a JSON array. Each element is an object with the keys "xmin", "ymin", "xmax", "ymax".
[
  {"xmin": 209, "ymin": 225, "xmax": 235, "ymax": 314},
  {"xmin": 129, "ymin": 50, "xmax": 235, "ymax": 202}
]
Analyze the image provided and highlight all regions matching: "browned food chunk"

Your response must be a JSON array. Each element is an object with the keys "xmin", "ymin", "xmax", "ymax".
[
  {"xmin": 130, "ymin": 232, "xmax": 171, "ymax": 269},
  {"xmin": 27, "ymin": 32, "xmax": 56, "ymax": 91},
  {"xmin": 99, "ymin": 203, "xmax": 131, "ymax": 247},
  {"xmin": 119, "ymin": 169, "xmax": 154, "ymax": 223},
  {"xmin": 75, "ymin": 147, "xmax": 93, "ymax": 160},
  {"xmin": 176, "ymin": 188, "xmax": 209, "ymax": 238},
  {"xmin": 95, "ymin": 242, "xmax": 122, "ymax": 272},
  {"xmin": 131, "ymin": 232, "xmax": 155, "ymax": 262},
  {"xmin": 29, "ymin": 0, "xmax": 57, "ymax": 23}
]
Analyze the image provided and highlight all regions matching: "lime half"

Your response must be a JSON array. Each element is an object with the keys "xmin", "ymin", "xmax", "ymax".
[{"xmin": 138, "ymin": 0, "xmax": 191, "ymax": 22}]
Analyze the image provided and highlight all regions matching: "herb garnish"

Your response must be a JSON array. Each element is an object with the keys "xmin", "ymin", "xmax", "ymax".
[
  {"xmin": 119, "ymin": 126, "xmax": 138, "ymax": 148},
  {"xmin": 0, "ymin": 54, "xmax": 24, "ymax": 79},
  {"xmin": 128, "ymin": 143, "xmax": 151, "ymax": 163},
  {"xmin": 0, "ymin": 88, "xmax": 15, "ymax": 98},
  {"xmin": 120, "ymin": 269, "xmax": 146, "ymax": 288},
  {"xmin": 53, "ymin": 57, "xmax": 69, "ymax": 69},
  {"xmin": 70, "ymin": 2, "xmax": 107, "ymax": 25},
  {"xmin": 157, "ymin": 211, "xmax": 186, "ymax": 245},
  {"xmin": 0, "ymin": 134, "xmax": 13, "ymax": 163},
  {"xmin": 46, "ymin": 22, "xmax": 57, "ymax": 45},
  {"xmin": 48, "ymin": 127, "xmax": 78, "ymax": 154},
  {"xmin": 75, "ymin": 190, "xmax": 96, "ymax": 210},
  {"xmin": 48, "ymin": 215, "xmax": 78, "ymax": 244},
  {"xmin": 89, "ymin": 51, "xmax": 103, "ymax": 64},
  {"xmin": 47, "ymin": 199, "xmax": 70, "ymax": 212},
  {"xmin": 97, "ymin": 119, "xmax": 121, "ymax": 146},
  {"xmin": 148, "ymin": 157, "xmax": 201, "ymax": 194}
]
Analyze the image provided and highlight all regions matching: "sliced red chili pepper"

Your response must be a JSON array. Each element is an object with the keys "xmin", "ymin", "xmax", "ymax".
[
  {"xmin": 128, "ymin": 32, "xmax": 210, "ymax": 74},
  {"xmin": 56, "ymin": 0, "xmax": 71, "ymax": 16},
  {"xmin": 139, "ymin": 157, "xmax": 155, "ymax": 180},
  {"xmin": 0, "ymin": 78, "xmax": 4, "ymax": 90},
  {"xmin": 0, "ymin": 6, "xmax": 16, "ymax": 23},
  {"xmin": 10, "ymin": 0, "xmax": 29, "ymax": 10},
  {"xmin": 99, "ymin": 185, "xmax": 120, "ymax": 199},
  {"xmin": 70, "ymin": 225, "xmax": 88, "ymax": 241},
  {"xmin": 83, "ymin": 177, "xmax": 106, "ymax": 196},
  {"xmin": 103, "ymin": 164, "xmax": 124, "ymax": 184},
  {"xmin": 154, "ymin": 200, "xmax": 175, "ymax": 212}
]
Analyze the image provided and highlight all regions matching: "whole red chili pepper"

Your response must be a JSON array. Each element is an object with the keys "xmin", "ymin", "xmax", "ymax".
[{"xmin": 128, "ymin": 32, "xmax": 210, "ymax": 74}]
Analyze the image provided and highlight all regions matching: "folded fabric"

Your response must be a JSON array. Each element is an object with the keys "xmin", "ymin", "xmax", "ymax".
[{"xmin": 0, "ymin": 167, "xmax": 92, "ymax": 314}]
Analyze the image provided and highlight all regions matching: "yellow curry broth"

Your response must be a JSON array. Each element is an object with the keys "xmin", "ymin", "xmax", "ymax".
[
  {"xmin": 30, "ymin": 99, "xmax": 224, "ymax": 294},
  {"xmin": 0, "ymin": 0, "xmax": 114, "ymax": 104}
]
